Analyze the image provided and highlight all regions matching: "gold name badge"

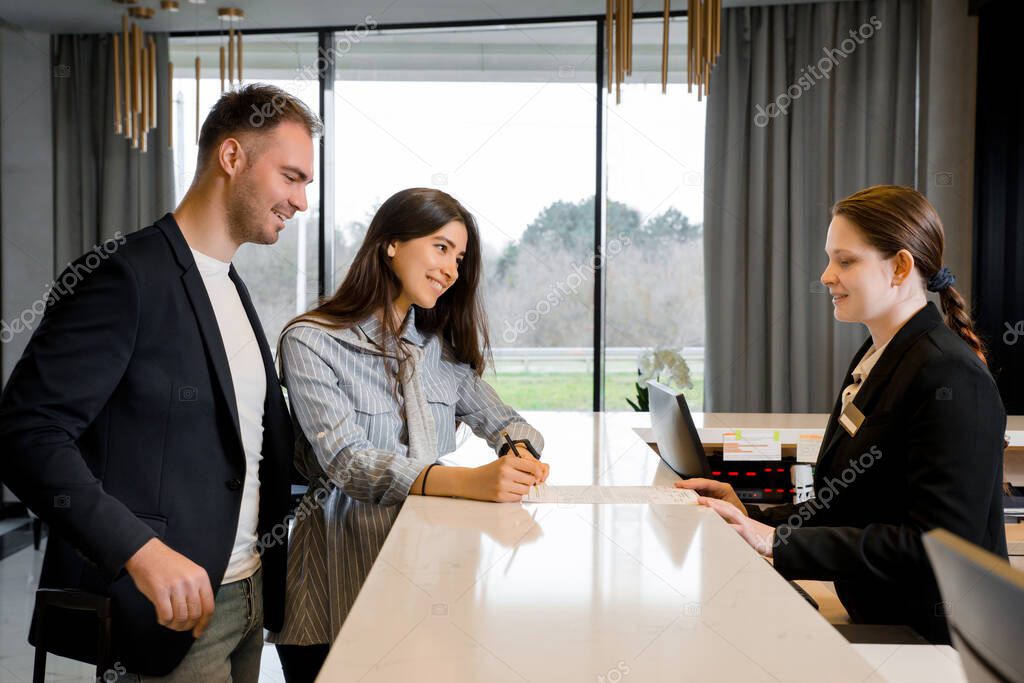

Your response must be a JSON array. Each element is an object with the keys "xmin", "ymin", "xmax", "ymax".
[{"xmin": 839, "ymin": 402, "xmax": 866, "ymax": 437}]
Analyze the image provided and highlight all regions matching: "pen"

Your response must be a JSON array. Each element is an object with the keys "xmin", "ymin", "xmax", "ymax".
[
  {"xmin": 500, "ymin": 430, "xmax": 520, "ymax": 458},
  {"xmin": 500, "ymin": 431, "xmax": 541, "ymax": 460},
  {"xmin": 501, "ymin": 430, "xmax": 539, "ymax": 493}
]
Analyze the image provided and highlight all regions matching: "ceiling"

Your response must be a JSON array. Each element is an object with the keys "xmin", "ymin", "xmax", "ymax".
[{"xmin": 0, "ymin": 0, "xmax": 821, "ymax": 35}]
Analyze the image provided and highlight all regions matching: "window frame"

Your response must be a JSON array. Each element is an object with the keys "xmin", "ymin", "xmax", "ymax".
[{"xmin": 169, "ymin": 9, "xmax": 693, "ymax": 411}]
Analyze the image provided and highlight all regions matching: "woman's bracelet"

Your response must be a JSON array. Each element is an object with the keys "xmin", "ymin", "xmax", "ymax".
[{"xmin": 421, "ymin": 462, "xmax": 442, "ymax": 496}]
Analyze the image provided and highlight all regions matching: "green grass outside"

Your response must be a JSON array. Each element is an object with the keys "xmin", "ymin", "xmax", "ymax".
[{"xmin": 486, "ymin": 371, "xmax": 704, "ymax": 412}]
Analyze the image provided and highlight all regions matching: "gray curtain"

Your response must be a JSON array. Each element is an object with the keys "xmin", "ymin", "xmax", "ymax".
[
  {"xmin": 703, "ymin": 0, "xmax": 917, "ymax": 413},
  {"xmin": 52, "ymin": 33, "xmax": 175, "ymax": 272}
]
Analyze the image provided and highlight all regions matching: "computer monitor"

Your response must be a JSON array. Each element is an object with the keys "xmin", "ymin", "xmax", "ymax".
[
  {"xmin": 646, "ymin": 380, "xmax": 710, "ymax": 478},
  {"xmin": 922, "ymin": 528, "xmax": 1024, "ymax": 683}
]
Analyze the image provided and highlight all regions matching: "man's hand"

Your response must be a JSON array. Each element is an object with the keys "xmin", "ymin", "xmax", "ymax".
[{"xmin": 124, "ymin": 538, "xmax": 215, "ymax": 638}]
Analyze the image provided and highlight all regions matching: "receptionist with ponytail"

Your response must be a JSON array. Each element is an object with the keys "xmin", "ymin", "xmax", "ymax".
[{"xmin": 680, "ymin": 185, "xmax": 1008, "ymax": 644}]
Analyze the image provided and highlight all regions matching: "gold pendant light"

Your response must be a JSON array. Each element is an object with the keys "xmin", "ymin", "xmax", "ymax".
[
  {"xmin": 605, "ymin": 0, "xmax": 722, "ymax": 103},
  {"xmin": 687, "ymin": 0, "xmax": 722, "ymax": 100},
  {"xmin": 218, "ymin": 7, "xmax": 245, "ymax": 90},
  {"xmin": 111, "ymin": 2, "xmax": 162, "ymax": 152}
]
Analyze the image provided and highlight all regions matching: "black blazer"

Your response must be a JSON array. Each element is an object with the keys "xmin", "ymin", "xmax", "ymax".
[
  {"xmin": 0, "ymin": 214, "xmax": 293, "ymax": 675},
  {"xmin": 752, "ymin": 302, "xmax": 1008, "ymax": 644}
]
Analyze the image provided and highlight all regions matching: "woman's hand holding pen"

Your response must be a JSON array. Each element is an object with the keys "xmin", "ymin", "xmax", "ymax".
[
  {"xmin": 412, "ymin": 440, "xmax": 549, "ymax": 502},
  {"xmin": 504, "ymin": 439, "xmax": 549, "ymax": 485},
  {"xmin": 467, "ymin": 452, "xmax": 547, "ymax": 502}
]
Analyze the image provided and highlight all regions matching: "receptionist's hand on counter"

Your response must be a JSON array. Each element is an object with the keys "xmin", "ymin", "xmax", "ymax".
[
  {"xmin": 697, "ymin": 496, "xmax": 776, "ymax": 558},
  {"xmin": 675, "ymin": 478, "xmax": 748, "ymax": 515}
]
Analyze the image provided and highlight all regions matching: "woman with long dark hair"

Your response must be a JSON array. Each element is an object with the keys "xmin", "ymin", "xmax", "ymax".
[
  {"xmin": 680, "ymin": 185, "xmax": 1008, "ymax": 643},
  {"xmin": 268, "ymin": 188, "xmax": 549, "ymax": 680}
]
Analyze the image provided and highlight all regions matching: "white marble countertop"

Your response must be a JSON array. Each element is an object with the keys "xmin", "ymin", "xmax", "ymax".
[
  {"xmin": 852, "ymin": 644, "xmax": 965, "ymax": 683},
  {"xmin": 318, "ymin": 412, "xmax": 930, "ymax": 682},
  {"xmin": 324, "ymin": 496, "xmax": 886, "ymax": 682}
]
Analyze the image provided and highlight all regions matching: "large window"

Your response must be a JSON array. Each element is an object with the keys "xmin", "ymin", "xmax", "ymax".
[
  {"xmin": 605, "ymin": 18, "xmax": 705, "ymax": 411},
  {"xmin": 169, "ymin": 34, "xmax": 321, "ymax": 346},
  {"xmin": 169, "ymin": 15, "xmax": 705, "ymax": 411},
  {"xmin": 332, "ymin": 23, "xmax": 597, "ymax": 410}
]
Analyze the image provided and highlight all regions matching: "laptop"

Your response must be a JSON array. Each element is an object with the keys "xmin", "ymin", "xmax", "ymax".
[{"xmin": 646, "ymin": 380, "xmax": 710, "ymax": 478}]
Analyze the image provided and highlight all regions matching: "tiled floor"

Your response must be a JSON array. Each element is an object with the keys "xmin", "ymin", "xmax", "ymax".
[{"xmin": 0, "ymin": 540, "xmax": 286, "ymax": 682}]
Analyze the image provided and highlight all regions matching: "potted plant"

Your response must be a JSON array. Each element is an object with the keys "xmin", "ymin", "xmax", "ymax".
[{"xmin": 627, "ymin": 347, "xmax": 692, "ymax": 411}]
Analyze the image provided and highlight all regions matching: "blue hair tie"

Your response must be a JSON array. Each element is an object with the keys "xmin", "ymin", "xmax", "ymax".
[{"xmin": 927, "ymin": 266, "xmax": 956, "ymax": 292}]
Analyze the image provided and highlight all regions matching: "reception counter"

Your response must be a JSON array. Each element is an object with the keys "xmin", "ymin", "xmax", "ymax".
[{"xmin": 316, "ymin": 412, "xmax": 995, "ymax": 682}]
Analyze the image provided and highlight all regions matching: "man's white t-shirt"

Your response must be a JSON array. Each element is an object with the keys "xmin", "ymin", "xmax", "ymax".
[{"xmin": 191, "ymin": 248, "xmax": 266, "ymax": 583}]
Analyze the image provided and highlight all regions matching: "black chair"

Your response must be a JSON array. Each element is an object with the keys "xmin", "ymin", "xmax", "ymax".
[
  {"xmin": 30, "ymin": 513, "xmax": 43, "ymax": 550},
  {"xmin": 32, "ymin": 589, "xmax": 114, "ymax": 683},
  {"xmin": 923, "ymin": 528, "xmax": 1024, "ymax": 683}
]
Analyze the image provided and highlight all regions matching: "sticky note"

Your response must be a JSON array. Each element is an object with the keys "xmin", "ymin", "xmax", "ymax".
[
  {"xmin": 796, "ymin": 433, "xmax": 823, "ymax": 463},
  {"xmin": 723, "ymin": 429, "xmax": 782, "ymax": 461}
]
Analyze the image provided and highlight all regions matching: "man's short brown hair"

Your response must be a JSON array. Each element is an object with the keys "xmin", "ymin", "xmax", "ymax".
[{"xmin": 196, "ymin": 83, "xmax": 322, "ymax": 172}]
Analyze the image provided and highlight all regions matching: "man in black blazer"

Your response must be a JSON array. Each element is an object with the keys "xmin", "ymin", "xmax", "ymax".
[{"xmin": 0, "ymin": 84, "xmax": 319, "ymax": 678}]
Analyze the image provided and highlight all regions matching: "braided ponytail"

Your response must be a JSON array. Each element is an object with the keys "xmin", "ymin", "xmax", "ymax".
[
  {"xmin": 832, "ymin": 185, "xmax": 988, "ymax": 365},
  {"xmin": 938, "ymin": 286, "xmax": 987, "ymax": 364}
]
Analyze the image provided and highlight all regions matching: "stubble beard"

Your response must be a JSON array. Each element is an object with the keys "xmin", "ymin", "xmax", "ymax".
[{"xmin": 226, "ymin": 170, "xmax": 276, "ymax": 246}]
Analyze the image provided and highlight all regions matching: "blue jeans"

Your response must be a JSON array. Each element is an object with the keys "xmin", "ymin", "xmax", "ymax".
[{"xmin": 124, "ymin": 568, "xmax": 264, "ymax": 682}]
